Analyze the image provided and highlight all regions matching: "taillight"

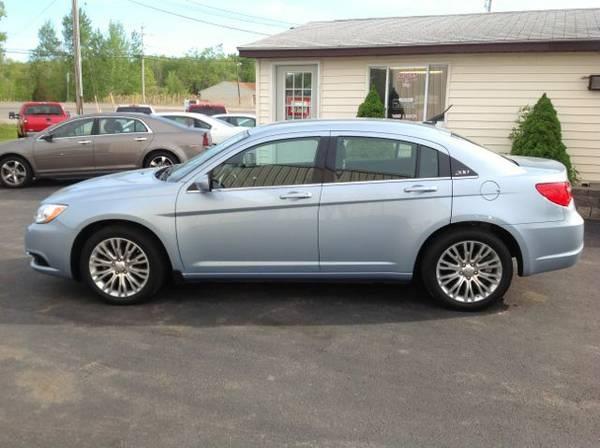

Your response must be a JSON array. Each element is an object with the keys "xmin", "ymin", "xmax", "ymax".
[
  {"xmin": 535, "ymin": 182, "xmax": 572, "ymax": 206},
  {"xmin": 202, "ymin": 132, "xmax": 211, "ymax": 147}
]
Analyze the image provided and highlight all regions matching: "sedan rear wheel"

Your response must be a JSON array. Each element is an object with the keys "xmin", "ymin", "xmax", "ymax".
[
  {"xmin": 421, "ymin": 229, "xmax": 513, "ymax": 310},
  {"xmin": 0, "ymin": 156, "xmax": 33, "ymax": 188},
  {"xmin": 81, "ymin": 225, "xmax": 166, "ymax": 304}
]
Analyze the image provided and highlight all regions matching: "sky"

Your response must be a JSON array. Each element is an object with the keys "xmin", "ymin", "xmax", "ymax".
[{"xmin": 3, "ymin": 0, "xmax": 600, "ymax": 61}]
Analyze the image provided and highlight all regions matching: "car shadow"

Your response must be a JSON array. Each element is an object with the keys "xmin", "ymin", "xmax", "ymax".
[{"xmin": 1, "ymin": 256, "xmax": 508, "ymax": 328}]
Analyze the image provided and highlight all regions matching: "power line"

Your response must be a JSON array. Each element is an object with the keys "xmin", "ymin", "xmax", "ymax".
[
  {"xmin": 125, "ymin": 0, "xmax": 270, "ymax": 36},
  {"xmin": 9, "ymin": 0, "xmax": 59, "ymax": 37},
  {"xmin": 182, "ymin": 0, "xmax": 297, "ymax": 27}
]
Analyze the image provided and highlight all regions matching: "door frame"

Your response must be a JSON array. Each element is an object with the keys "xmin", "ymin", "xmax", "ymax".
[{"xmin": 271, "ymin": 61, "xmax": 320, "ymax": 122}]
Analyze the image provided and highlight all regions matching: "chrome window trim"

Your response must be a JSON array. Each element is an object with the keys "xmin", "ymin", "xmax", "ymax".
[
  {"xmin": 187, "ymin": 182, "xmax": 323, "ymax": 194},
  {"xmin": 324, "ymin": 177, "xmax": 452, "ymax": 188}
]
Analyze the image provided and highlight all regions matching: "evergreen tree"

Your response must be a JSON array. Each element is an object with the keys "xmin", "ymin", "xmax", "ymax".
[
  {"xmin": 511, "ymin": 93, "xmax": 576, "ymax": 182},
  {"xmin": 357, "ymin": 85, "xmax": 385, "ymax": 118}
]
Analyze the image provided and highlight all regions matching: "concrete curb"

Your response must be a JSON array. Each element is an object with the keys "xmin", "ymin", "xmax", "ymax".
[{"xmin": 573, "ymin": 187, "xmax": 600, "ymax": 221}]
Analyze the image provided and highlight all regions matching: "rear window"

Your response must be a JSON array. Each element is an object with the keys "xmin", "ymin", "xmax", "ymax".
[
  {"xmin": 24, "ymin": 105, "xmax": 64, "ymax": 115},
  {"xmin": 116, "ymin": 106, "xmax": 153, "ymax": 114},
  {"xmin": 189, "ymin": 105, "xmax": 226, "ymax": 116}
]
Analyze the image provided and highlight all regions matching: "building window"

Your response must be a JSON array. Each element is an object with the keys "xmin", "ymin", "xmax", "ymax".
[
  {"xmin": 285, "ymin": 71, "xmax": 312, "ymax": 120},
  {"xmin": 368, "ymin": 65, "xmax": 448, "ymax": 122}
]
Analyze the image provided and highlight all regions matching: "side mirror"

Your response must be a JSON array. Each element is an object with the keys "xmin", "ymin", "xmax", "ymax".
[
  {"xmin": 41, "ymin": 133, "xmax": 54, "ymax": 142},
  {"xmin": 8, "ymin": 112, "xmax": 17, "ymax": 120},
  {"xmin": 194, "ymin": 173, "xmax": 211, "ymax": 192}
]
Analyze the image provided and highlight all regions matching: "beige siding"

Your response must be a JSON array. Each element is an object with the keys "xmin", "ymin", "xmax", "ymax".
[{"xmin": 255, "ymin": 53, "xmax": 600, "ymax": 182}]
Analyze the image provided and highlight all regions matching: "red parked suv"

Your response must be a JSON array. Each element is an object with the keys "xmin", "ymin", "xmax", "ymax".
[{"xmin": 9, "ymin": 102, "xmax": 69, "ymax": 138}]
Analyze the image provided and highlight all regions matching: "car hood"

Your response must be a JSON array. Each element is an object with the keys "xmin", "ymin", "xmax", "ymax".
[{"xmin": 44, "ymin": 168, "xmax": 179, "ymax": 204}]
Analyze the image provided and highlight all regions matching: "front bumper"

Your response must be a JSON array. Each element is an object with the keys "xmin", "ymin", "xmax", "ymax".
[
  {"xmin": 504, "ymin": 209, "xmax": 584, "ymax": 277},
  {"xmin": 25, "ymin": 220, "xmax": 75, "ymax": 279}
]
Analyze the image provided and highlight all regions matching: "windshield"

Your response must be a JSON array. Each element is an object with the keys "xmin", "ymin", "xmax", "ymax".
[
  {"xmin": 166, "ymin": 131, "xmax": 249, "ymax": 182},
  {"xmin": 25, "ymin": 105, "xmax": 63, "ymax": 115}
]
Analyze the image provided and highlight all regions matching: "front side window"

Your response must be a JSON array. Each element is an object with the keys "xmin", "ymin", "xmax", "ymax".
[
  {"xmin": 334, "ymin": 136, "xmax": 442, "ymax": 182},
  {"xmin": 52, "ymin": 119, "xmax": 94, "ymax": 138},
  {"xmin": 212, "ymin": 137, "xmax": 320, "ymax": 189},
  {"xmin": 98, "ymin": 118, "xmax": 147, "ymax": 135},
  {"xmin": 368, "ymin": 65, "xmax": 448, "ymax": 121}
]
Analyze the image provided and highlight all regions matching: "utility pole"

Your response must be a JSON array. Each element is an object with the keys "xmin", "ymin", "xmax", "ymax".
[
  {"xmin": 484, "ymin": 0, "xmax": 492, "ymax": 12},
  {"xmin": 66, "ymin": 72, "xmax": 70, "ymax": 102},
  {"xmin": 236, "ymin": 61, "xmax": 242, "ymax": 106},
  {"xmin": 141, "ymin": 25, "xmax": 146, "ymax": 104},
  {"xmin": 72, "ymin": 0, "xmax": 84, "ymax": 115}
]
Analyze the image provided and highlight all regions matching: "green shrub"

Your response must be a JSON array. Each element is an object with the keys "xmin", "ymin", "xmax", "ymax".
[
  {"xmin": 357, "ymin": 85, "xmax": 385, "ymax": 118},
  {"xmin": 511, "ymin": 93, "xmax": 576, "ymax": 182}
]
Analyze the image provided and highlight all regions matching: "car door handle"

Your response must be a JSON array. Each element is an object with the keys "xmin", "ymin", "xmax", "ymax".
[
  {"xmin": 78, "ymin": 140, "xmax": 92, "ymax": 145},
  {"xmin": 404, "ymin": 185, "xmax": 438, "ymax": 193},
  {"xmin": 134, "ymin": 137, "xmax": 147, "ymax": 142},
  {"xmin": 279, "ymin": 191, "xmax": 312, "ymax": 200}
]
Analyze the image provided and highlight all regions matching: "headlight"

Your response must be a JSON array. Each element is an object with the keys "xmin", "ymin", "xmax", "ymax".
[{"xmin": 34, "ymin": 204, "xmax": 68, "ymax": 224}]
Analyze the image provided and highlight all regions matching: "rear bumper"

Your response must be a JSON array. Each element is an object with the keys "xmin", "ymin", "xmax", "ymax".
[{"xmin": 504, "ymin": 210, "xmax": 584, "ymax": 277}]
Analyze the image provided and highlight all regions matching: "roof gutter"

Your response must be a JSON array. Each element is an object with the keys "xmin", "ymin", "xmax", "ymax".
[{"xmin": 238, "ymin": 40, "xmax": 600, "ymax": 58}]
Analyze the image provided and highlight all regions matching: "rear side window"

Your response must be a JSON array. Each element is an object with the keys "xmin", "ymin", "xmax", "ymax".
[
  {"xmin": 98, "ymin": 118, "xmax": 147, "ymax": 134},
  {"xmin": 165, "ymin": 116, "xmax": 194, "ymax": 128},
  {"xmin": 25, "ymin": 105, "xmax": 64, "ymax": 115},
  {"xmin": 333, "ymin": 136, "xmax": 446, "ymax": 182}
]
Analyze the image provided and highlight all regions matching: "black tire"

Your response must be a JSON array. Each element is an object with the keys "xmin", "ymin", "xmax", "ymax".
[
  {"xmin": 143, "ymin": 151, "xmax": 179, "ymax": 168},
  {"xmin": 0, "ymin": 155, "xmax": 33, "ymax": 188},
  {"xmin": 80, "ymin": 225, "xmax": 167, "ymax": 305},
  {"xmin": 420, "ymin": 228, "xmax": 513, "ymax": 311}
]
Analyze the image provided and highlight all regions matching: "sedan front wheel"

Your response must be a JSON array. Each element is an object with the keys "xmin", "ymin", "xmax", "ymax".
[{"xmin": 81, "ymin": 226, "xmax": 166, "ymax": 304}]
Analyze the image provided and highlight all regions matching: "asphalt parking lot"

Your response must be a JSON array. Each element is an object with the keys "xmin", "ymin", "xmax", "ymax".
[{"xmin": 1, "ymin": 181, "xmax": 599, "ymax": 448}]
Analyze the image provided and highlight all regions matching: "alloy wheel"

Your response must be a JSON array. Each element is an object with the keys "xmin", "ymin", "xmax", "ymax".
[
  {"xmin": 435, "ymin": 240, "xmax": 503, "ymax": 303},
  {"xmin": 88, "ymin": 237, "xmax": 150, "ymax": 299},
  {"xmin": 149, "ymin": 156, "xmax": 174, "ymax": 168},
  {"xmin": 1, "ymin": 159, "xmax": 27, "ymax": 187}
]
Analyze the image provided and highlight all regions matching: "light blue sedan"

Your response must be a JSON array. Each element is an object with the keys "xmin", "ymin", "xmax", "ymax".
[{"xmin": 25, "ymin": 120, "xmax": 584, "ymax": 310}]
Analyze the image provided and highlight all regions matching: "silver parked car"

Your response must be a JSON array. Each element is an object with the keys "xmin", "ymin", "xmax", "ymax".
[
  {"xmin": 25, "ymin": 120, "xmax": 584, "ymax": 310},
  {"xmin": 0, "ymin": 113, "xmax": 211, "ymax": 188}
]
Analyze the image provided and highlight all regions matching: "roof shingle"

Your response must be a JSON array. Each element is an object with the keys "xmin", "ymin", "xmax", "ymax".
[{"xmin": 239, "ymin": 8, "xmax": 600, "ymax": 53}]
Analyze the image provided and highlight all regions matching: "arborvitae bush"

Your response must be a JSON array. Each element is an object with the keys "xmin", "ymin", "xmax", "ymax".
[
  {"xmin": 357, "ymin": 85, "xmax": 385, "ymax": 118},
  {"xmin": 511, "ymin": 93, "xmax": 576, "ymax": 182}
]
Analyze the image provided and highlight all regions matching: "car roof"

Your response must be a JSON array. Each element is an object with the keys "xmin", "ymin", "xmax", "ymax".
[
  {"xmin": 22, "ymin": 101, "xmax": 63, "ymax": 106},
  {"xmin": 247, "ymin": 119, "xmax": 451, "ymax": 140}
]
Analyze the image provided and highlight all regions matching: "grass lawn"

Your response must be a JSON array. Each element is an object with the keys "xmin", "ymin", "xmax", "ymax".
[{"xmin": 0, "ymin": 124, "xmax": 17, "ymax": 142}]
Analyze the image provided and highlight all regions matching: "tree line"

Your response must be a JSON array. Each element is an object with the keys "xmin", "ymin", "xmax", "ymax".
[{"xmin": 0, "ymin": 6, "xmax": 255, "ymax": 102}]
